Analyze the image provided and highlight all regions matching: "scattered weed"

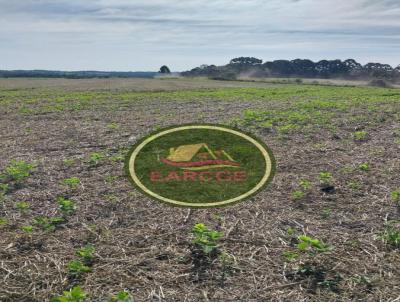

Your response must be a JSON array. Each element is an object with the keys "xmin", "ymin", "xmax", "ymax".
[{"xmin": 0, "ymin": 218, "xmax": 8, "ymax": 225}]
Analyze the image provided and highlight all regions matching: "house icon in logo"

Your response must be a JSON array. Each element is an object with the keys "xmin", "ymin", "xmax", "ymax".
[{"xmin": 160, "ymin": 143, "xmax": 240, "ymax": 170}]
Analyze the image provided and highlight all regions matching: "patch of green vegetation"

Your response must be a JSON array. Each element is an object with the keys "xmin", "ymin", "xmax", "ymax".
[
  {"xmin": 322, "ymin": 208, "xmax": 332, "ymax": 219},
  {"xmin": 192, "ymin": 223, "xmax": 223, "ymax": 254},
  {"xmin": 62, "ymin": 177, "xmax": 80, "ymax": 189},
  {"xmin": 390, "ymin": 190, "xmax": 400, "ymax": 203},
  {"xmin": 76, "ymin": 245, "xmax": 95, "ymax": 263},
  {"xmin": 21, "ymin": 225, "xmax": 34, "ymax": 233},
  {"xmin": 111, "ymin": 291, "xmax": 134, "ymax": 302},
  {"xmin": 382, "ymin": 226, "xmax": 400, "ymax": 248},
  {"xmin": 15, "ymin": 201, "xmax": 30, "ymax": 213},
  {"xmin": 297, "ymin": 235, "xmax": 331, "ymax": 253},
  {"xmin": 105, "ymin": 175, "xmax": 119, "ymax": 183},
  {"xmin": 63, "ymin": 158, "xmax": 76, "ymax": 167},
  {"xmin": 1, "ymin": 160, "xmax": 35, "ymax": 184},
  {"xmin": 107, "ymin": 123, "xmax": 120, "ymax": 131},
  {"xmin": 353, "ymin": 131, "xmax": 368, "ymax": 141},
  {"xmin": 283, "ymin": 251, "xmax": 299, "ymax": 261},
  {"xmin": 34, "ymin": 216, "xmax": 65, "ymax": 232},
  {"xmin": 57, "ymin": 197, "xmax": 76, "ymax": 215},
  {"xmin": 89, "ymin": 152, "xmax": 105, "ymax": 166},
  {"xmin": 68, "ymin": 260, "xmax": 91, "ymax": 276},
  {"xmin": 318, "ymin": 171, "xmax": 332, "ymax": 184},
  {"xmin": 358, "ymin": 163, "xmax": 370, "ymax": 171},
  {"xmin": 50, "ymin": 286, "xmax": 87, "ymax": 302},
  {"xmin": 0, "ymin": 218, "xmax": 8, "ymax": 225},
  {"xmin": 347, "ymin": 181, "xmax": 362, "ymax": 190},
  {"xmin": 292, "ymin": 190, "xmax": 306, "ymax": 200}
]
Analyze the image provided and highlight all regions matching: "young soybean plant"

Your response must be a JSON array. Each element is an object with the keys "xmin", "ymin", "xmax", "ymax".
[
  {"xmin": 68, "ymin": 260, "xmax": 91, "ymax": 276},
  {"xmin": 111, "ymin": 291, "xmax": 134, "ymax": 302},
  {"xmin": 50, "ymin": 286, "xmax": 87, "ymax": 302},
  {"xmin": 2, "ymin": 160, "xmax": 36, "ymax": 184},
  {"xmin": 57, "ymin": 197, "xmax": 76, "ymax": 215},
  {"xmin": 297, "ymin": 235, "xmax": 331, "ymax": 254},
  {"xmin": 62, "ymin": 177, "xmax": 80, "ymax": 190},
  {"xmin": 77, "ymin": 245, "xmax": 95, "ymax": 265},
  {"xmin": 192, "ymin": 223, "xmax": 223, "ymax": 254}
]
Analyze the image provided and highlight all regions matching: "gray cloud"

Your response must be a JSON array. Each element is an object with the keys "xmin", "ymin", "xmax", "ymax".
[{"xmin": 0, "ymin": 0, "xmax": 399, "ymax": 70}]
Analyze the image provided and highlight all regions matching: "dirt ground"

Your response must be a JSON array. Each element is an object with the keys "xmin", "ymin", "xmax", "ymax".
[{"xmin": 0, "ymin": 78, "xmax": 399, "ymax": 301}]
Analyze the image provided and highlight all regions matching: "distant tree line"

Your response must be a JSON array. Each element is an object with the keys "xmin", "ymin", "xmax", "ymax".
[
  {"xmin": 0, "ymin": 70, "xmax": 158, "ymax": 78},
  {"xmin": 181, "ymin": 57, "xmax": 400, "ymax": 82}
]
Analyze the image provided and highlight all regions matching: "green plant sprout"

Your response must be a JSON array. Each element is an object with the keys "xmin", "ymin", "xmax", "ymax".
[
  {"xmin": 282, "ymin": 251, "xmax": 299, "ymax": 261},
  {"xmin": 353, "ymin": 131, "xmax": 368, "ymax": 141},
  {"xmin": 1, "ymin": 160, "xmax": 35, "ymax": 183},
  {"xmin": 322, "ymin": 208, "xmax": 332, "ymax": 219},
  {"xmin": 76, "ymin": 246, "xmax": 95, "ymax": 262},
  {"xmin": 0, "ymin": 183, "xmax": 9, "ymax": 194},
  {"xmin": 50, "ymin": 286, "xmax": 87, "ymax": 302},
  {"xmin": 192, "ymin": 223, "xmax": 223, "ymax": 254},
  {"xmin": 381, "ymin": 227, "xmax": 400, "ymax": 248},
  {"xmin": 318, "ymin": 171, "xmax": 332, "ymax": 184},
  {"xmin": 111, "ymin": 291, "xmax": 134, "ymax": 302},
  {"xmin": 89, "ymin": 152, "xmax": 105, "ymax": 166},
  {"xmin": 297, "ymin": 235, "xmax": 331, "ymax": 253},
  {"xmin": 62, "ymin": 177, "xmax": 80, "ymax": 189},
  {"xmin": 0, "ymin": 218, "xmax": 8, "ymax": 225},
  {"xmin": 292, "ymin": 190, "xmax": 306, "ymax": 200},
  {"xmin": 34, "ymin": 216, "xmax": 65, "ymax": 232},
  {"xmin": 358, "ymin": 163, "xmax": 370, "ymax": 171},
  {"xmin": 57, "ymin": 197, "xmax": 76, "ymax": 215},
  {"xmin": 299, "ymin": 179, "xmax": 312, "ymax": 190},
  {"xmin": 63, "ymin": 158, "xmax": 76, "ymax": 167},
  {"xmin": 107, "ymin": 123, "xmax": 120, "ymax": 131},
  {"xmin": 21, "ymin": 225, "xmax": 34, "ymax": 233},
  {"xmin": 15, "ymin": 201, "xmax": 30, "ymax": 213},
  {"xmin": 390, "ymin": 190, "xmax": 400, "ymax": 203},
  {"xmin": 68, "ymin": 260, "xmax": 91, "ymax": 276}
]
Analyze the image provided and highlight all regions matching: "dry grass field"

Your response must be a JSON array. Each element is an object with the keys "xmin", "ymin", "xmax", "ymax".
[{"xmin": 0, "ymin": 78, "xmax": 399, "ymax": 301}]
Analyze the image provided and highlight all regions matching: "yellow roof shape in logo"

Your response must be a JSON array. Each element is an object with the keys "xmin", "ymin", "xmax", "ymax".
[{"xmin": 166, "ymin": 143, "xmax": 217, "ymax": 162}]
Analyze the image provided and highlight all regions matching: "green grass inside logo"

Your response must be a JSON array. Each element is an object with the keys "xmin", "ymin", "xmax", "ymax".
[{"xmin": 128, "ymin": 125, "xmax": 274, "ymax": 207}]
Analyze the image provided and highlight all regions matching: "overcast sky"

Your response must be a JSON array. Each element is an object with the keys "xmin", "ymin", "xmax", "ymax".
[{"xmin": 1, "ymin": 0, "xmax": 399, "ymax": 71}]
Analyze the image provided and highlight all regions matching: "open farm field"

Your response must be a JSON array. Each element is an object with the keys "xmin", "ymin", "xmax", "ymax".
[{"xmin": 1, "ymin": 78, "xmax": 399, "ymax": 301}]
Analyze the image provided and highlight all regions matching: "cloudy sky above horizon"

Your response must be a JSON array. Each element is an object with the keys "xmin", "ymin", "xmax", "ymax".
[{"xmin": 1, "ymin": 0, "xmax": 399, "ymax": 71}]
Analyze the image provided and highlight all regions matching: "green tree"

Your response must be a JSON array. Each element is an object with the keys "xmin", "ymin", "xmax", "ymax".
[{"xmin": 159, "ymin": 65, "xmax": 171, "ymax": 74}]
